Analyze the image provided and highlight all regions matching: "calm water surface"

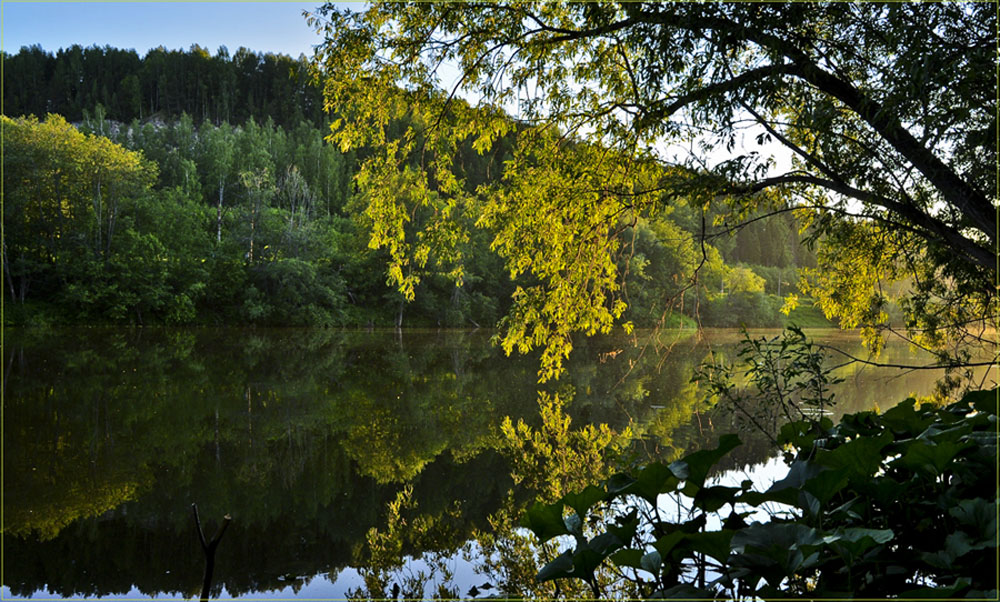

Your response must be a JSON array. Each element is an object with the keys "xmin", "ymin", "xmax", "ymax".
[{"xmin": 2, "ymin": 328, "xmax": 979, "ymax": 599}]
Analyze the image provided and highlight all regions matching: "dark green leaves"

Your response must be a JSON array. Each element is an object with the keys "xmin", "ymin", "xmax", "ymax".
[
  {"xmin": 521, "ymin": 501, "xmax": 571, "ymax": 543},
  {"xmin": 893, "ymin": 439, "xmax": 972, "ymax": 476},
  {"xmin": 669, "ymin": 433, "xmax": 741, "ymax": 493},
  {"xmin": 964, "ymin": 387, "xmax": 999, "ymax": 415},
  {"xmin": 613, "ymin": 462, "xmax": 681, "ymax": 506},
  {"xmin": 880, "ymin": 398, "xmax": 934, "ymax": 434},
  {"xmin": 535, "ymin": 511, "xmax": 638, "ymax": 585},
  {"xmin": 521, "ymin": 392, "xmax": 998, "ymax": 598},
  {"xmin": 562, "ymin": 485, "xmax": 607, "ymax": 522}
]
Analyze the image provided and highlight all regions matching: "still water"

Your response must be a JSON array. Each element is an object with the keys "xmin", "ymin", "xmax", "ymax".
[{"xmin": 2, "ymin": 328, "xmax": 977, "ymax": 599}]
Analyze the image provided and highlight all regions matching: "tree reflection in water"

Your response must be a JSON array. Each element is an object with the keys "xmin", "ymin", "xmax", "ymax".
[{"xmin": 3, "ymin": 328, "xmax": 954, "ymax": 598}]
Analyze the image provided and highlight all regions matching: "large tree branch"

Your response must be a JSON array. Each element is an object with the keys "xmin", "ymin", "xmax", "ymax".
[
  {"xmin": 539, "ymin": 15, "xmax": 639, "ymax": 44},
  {"xmin": 731, "ymin": 83, "xmax": 846, "ymax": 185},
  {"xmin": 641, "ymin": 64, "xmax": 800, "ymax": 125},
  {"xmin": 785, "ymin": 62, "xmax": 997, "ymax": 243},
  {"xmin": 626, "ymin": 7, "xmax": 996, "ymax": 244},
  {"xmin": 729, "ymin": 174, "xmax": 995, "ymax": 273}
]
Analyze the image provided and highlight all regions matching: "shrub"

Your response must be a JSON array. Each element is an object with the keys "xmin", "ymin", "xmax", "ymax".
[{"xmin": 520, "ymin": 389, "xmax": 998, "ymax": 599}]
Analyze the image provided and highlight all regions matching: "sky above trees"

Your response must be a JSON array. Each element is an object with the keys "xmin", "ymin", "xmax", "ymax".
[{"xmin": 3, "ymin": 2, "xmax": 320, "ymax": 58}]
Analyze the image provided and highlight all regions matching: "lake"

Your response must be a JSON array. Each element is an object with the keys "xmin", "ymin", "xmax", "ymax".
[{"xmin": 2, "ymin": 327, "xmax": 977, "ymax": 599}]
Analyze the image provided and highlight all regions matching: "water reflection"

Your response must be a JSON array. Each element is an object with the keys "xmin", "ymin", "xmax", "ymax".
[{"xmin": 2, "ymin": 328, "xmax": 966, "ymax": 598}]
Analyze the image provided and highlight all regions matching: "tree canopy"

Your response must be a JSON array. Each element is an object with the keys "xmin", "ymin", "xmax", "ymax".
[
  {"xmin": 6, "ymin": 45, "xmax": 820, "ymax": 334},
  {"xmin": 2, "ymin": 44, "xmax": 325, "ymax": 127},
  {"xmin": 310, "ymin": 1, "xmax": 997, "ymax": 379}
]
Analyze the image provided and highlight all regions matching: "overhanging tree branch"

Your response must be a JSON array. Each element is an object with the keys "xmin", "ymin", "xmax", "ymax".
[
  {"xmin": 626, "ymin": 5, "xmax": 996, "ymax": 246},
  {"xmin": 785, "ymin": 61, "xmax": 997, "ymax": 242},
  {"xmin": 640, "ymin": 64, "xmax": 800, "ymax": 125},
  {"xmin": 727, "ymin": 174, "xmax": 995, "ymax": 272}
]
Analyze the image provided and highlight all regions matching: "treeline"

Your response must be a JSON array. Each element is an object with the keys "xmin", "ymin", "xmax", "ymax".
[
  {"xmin": 3, "ymin": 44, "xmax": 820, "ymax": 329},
  {"xmin": 2, "ymin": 44, "xmax": 325, "ymax": 128},
  {"xmin": 4, "ymin": 112, "xmax": 512, "ymax": 327}
]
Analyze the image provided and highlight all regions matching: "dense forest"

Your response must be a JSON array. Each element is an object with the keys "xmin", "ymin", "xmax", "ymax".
[
  {"xmin": 3, "ymin": 44, "xmax": 821, "ymax": 329},
  {"xmin": 3, "ymin": 44, "xmax": 326, "ymax": 128}
]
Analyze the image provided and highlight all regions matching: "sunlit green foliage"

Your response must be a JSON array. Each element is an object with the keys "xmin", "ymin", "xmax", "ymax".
[
  {"xmin": 2, "ymin": 113, "xmax": 168, "ymax": 321},
  {"xmin": 310, "ymin": 1, "xmax": 996, "ymax": 377},
  {"xmin": 802, "ymin": 219, "xmax": 998, "ymax": 392},
  {"xmin": 500, "ymin": 389, "xmax": 632, "ymax": 503},
  {"xmin": 347, "ymin": 485, "xmax": 463, "ymax": 600},
  {"xmin": 7, "ymin": 41, "xmax": 819, "ymax": 332}
]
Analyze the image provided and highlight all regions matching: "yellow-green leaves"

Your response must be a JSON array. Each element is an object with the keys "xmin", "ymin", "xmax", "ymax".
[
  {"xmin": 780, "ymin": 294, "xmax": 800, "ymax": 316},
  {"xmin": 311, "ymin": 1, "xmax": 993, "ymax": 383},
  {"xmin": 479, "ymin": 129, "xmax": 661, "ymax": 380},
  {"xmin": 312, "ymin": 3, "xmax": 667, "ymax": 380},
  {"xmin": 3, "ymin": 114, "xmax": 156, "ymax": 263},
  {"xmin": 798, "ymin": 219, "xmax": 902, "ymax": 355},
  {"xmin": 499, "ymin": 390, "xmax": 631, "ymax": 503}
]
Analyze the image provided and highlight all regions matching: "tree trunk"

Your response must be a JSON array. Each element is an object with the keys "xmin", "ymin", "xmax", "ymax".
[
  {"xmin": 94, "ymin": 175, "xmax": 103, "ymax": 258},
  {"xmin": 106, "ymin": 195, "xmax": 118, "ymax": 259},
  {"xmin": 2, "ymin": 241, "xmax": 17, "ymax": 303},
  {"xmin": 216, "ymin": 181, "xmax": 224, "ymax": 243},
  {"xmin": 248, "ymin": 212, "xmax": 255, "ymax": 263}
]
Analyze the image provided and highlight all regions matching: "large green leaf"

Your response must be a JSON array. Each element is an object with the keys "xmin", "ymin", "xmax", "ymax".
[
  {"xmin": 570, "ymin": 545, "xmax": 609, "ymax": 583},
  {"xmin": 729, "ymin": 524, "xmax": 821, "ymax": 589},
  {"xmin": 762, "ymin": 459, "xmax": 848, "ymax": 509},
  {"xmin": 652, "ymin": 531, "xmax": 687, "ymax": 558},
  {"xmin": 921, "ymin": 531, "xmax": 991, "ymax": 568},
  {"xmin": 607, "ymin": 542, "xmax": 665, "ymax": 576},
  {"xmin": 949, "ymin": 497, "xmax": 998, "ymax": 541},
  {"xmin": 821, "ymin": 527, "xmax": 894, "ymax": 559},
  {"xmin": 605, "ymin": 472, "xmax": 637, "ymax": 497},
  {"xmin": 893, "ymin": 439, "xmax": 972, "ymax": 476},
  {"xmin": 807, "ymin": 470, "xmax": 850, "ymax": 507},
  {"xmin": 536, "ymin": 549, "xmax": 574, "ymax": 582},
  {"xmin": 880, "ymin": 398, "xmax": 934, "ymax": 436},
  {"xmin": 777, "ymin": 419, "xmax": 822, "ymax": 450},
  {"xmin": 668, "ymin": 434, "xmax": 741, "ymax": 490},
  {"xmin": 731, "ymin": 522, "xmax": 823, "ymax": 553},
  {"xmin": 738, "ymin": 487, "xmax": 797, "ymax": 507},
  {"xmin": 561, "ymin": 484, "xmax": 606, "ymax": 521},
  {"xmin": 609, "ymin": 548, "xmax": 643, "ymax": 570},
  {"xmin": 693, "ymin": 485, "xmax": 741, "ymax": 513},
  {"xmin": 816, "ymin": 429, "xmax": 894, "ymax": 480},
  {"xmin": 684, "ymin": 529, "xmax": 735, "ymax": 563},
  {"xmin": 963, "ymin": 388, "xmax": 999, "ymax": 415},
  {"xmin": 520, "ymin": 501, "xmax": 569, "ymax": 542},
  {"xmin": 618, "ymin": 462, "xmax": 680, "ymax": 505}
]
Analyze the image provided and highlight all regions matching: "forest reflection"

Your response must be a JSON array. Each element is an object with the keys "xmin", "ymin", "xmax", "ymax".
[{"xmin": 3, "ymin": 328, "xmax": 954, "ymax": 598}]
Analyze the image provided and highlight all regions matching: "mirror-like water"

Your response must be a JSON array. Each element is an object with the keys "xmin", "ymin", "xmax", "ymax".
[{"xmin": 2, "ymin": 328, "xmax": 974, "ymax": 599}]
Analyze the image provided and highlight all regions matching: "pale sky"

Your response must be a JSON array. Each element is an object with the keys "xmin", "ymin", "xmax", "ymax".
[{"xmin": 1, "ymin": 2, "xmax": 335, "ymax": 58}]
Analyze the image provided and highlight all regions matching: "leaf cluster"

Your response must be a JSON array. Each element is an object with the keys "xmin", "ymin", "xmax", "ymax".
[
  {"xmin": 696, "ymin": 326, "xmax": 843, "ymax": 447},
  {"xmin": 521, "ymin": 389, "xmax": 998, "ymax": 599},
  {"xmin": 310, "ymin": 1, "xmax": 996, "ymax": 377}
]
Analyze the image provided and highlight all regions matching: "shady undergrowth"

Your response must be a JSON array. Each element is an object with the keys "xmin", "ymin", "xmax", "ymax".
[{"xmin": 522, "ymin": 387, "xmax": 998, "ymax": 599}]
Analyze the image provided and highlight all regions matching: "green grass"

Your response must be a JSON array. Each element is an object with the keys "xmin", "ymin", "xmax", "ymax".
[
  {"xmin": 663, "ymin": 311, "xmax": 698, "ymax": 329},
  {"xmin": 781, "ymin": 298, "xmax": 835, "ymax": 328}
]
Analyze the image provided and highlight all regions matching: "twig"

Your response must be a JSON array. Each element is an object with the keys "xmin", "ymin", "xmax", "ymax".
[{"xmin": 192, "ymin": 503, "xmax": 232, "ymax": 602}]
